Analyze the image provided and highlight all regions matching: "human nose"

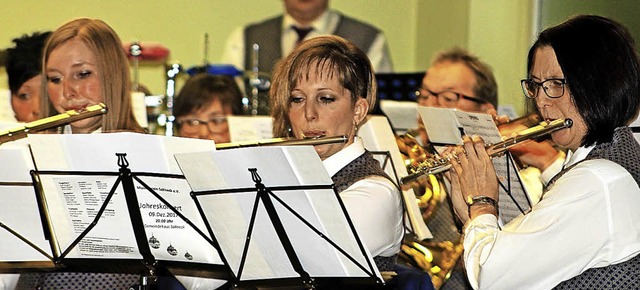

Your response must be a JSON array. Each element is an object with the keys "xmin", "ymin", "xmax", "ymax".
[
  {"xmin": 62, "ymin": 79, "xmax": 76, "ymax": 99},
  {"xmin": 198, "ymin": 124, "xmax": 212, "ymax": 139},
  {"xmin": 535, "ymin": 87, "xmax": 551, "ymax": 108},
  {"xmin": 304, "ymin": 102, "xmax": 318, "ymax": 121}
]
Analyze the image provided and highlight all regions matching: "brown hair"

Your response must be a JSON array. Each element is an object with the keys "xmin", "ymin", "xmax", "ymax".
[
  {"xmin": 270, "ymin": 35, "xmax": 376, "ymax": 137},
  {"xmin": 431, "ymin": 47, "xmax": 498, "ymax": 108},
  {"xmin": 174, "ymin": 73, "xmax": 243, "ymax": 119},
  {"xmin": 42, "ymin": 18, "xmax": 143, "ymax": 133}
]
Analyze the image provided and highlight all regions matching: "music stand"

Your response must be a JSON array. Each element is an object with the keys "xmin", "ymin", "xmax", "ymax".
[
  {"xmin": 23, "ymin": 133, "xmax": 231, "ymax": 288},
  {"xmin": 0, "ymin": 145, "xmax": 55, "ymax": 272},
  {"xmin": 175, "ymin": 146, "xmax": 384, "ymax": 289}
]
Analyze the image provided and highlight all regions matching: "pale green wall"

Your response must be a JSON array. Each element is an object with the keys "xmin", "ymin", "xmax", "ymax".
[
  {"xmin": 0, "ymin": 0, "xmax": 417, "ymax": 97},
  {"xmin": 469, "ymin": 0, "xmax": 535, "ymax": 116},
  {"xmin": 416, "ymin": 0, "xmax": 470, "ymax": 71},
  {"xmin": 414, "ymin": 0, "xmax": 533, "ymax": 116},
  {"xmin": 0, "ymin": 1, "xmax": 557, "ymax": 117},
  {"xmin": 539, "ymin": 0, "xmax": 640, "ymax": 53}
]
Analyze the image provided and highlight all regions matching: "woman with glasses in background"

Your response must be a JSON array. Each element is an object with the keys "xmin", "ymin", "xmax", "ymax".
[
  {"xmin": 449, "ymin": 15, "xmax": 640, "ymax": 289},
  {"xmin": 174, "ymin": 73, "xmax": 243, "ymax": 143}
]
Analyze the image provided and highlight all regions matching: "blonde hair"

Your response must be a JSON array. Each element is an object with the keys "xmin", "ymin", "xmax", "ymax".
[
  {"xmin": 270, "ymin": 35, "xmax": 376, "ymax": 137},
  {"xmin": 42, "ymin": 18, "xmax": 143, "ymax": 133}
]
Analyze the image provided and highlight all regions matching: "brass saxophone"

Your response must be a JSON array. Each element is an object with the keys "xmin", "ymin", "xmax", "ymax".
[
  {"xmin": 0, "ymin": 103, "xmax": 108, "ymax": 144},
  {"xmin": 396, "ymin": 133, "xmax": 463, "ymax": 289}
]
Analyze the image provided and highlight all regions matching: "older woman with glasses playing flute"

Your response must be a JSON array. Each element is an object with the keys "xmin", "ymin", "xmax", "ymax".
[{"xmin": 449, "ymin": 15, "xmax": 640, "ymax": 289}]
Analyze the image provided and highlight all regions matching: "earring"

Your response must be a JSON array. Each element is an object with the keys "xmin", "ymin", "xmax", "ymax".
[{"xmin": 353, "ymin": 121, "xmax": 359, "ymax": 137}]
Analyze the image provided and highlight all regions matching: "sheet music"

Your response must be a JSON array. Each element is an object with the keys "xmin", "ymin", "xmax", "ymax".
[
  {"xmin": 175, "ymin": 146, "xmax": 380, "ymax": 281},
  {"xmin": 27, "ymin": 133, "xmax": 223, "ymax": 264},
  {"xmin": 379, "ymin": 100, "xmax": 418, "ymax": 133},
  {"xmin": 418, "ymin": 107, "xmax": 532, "ymax": 223},
  {"xmin": 227, "ymin": 115, "xmax": 273, "ymax": 142},
  {"xmin": 0, "ymin": 145, "xmax": 53, "ymax": 263}
]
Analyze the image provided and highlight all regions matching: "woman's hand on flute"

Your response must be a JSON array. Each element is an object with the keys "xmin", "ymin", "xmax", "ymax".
[{"xmin": 449, "ymin": 135, "xmax": 499, "ymax": 223}]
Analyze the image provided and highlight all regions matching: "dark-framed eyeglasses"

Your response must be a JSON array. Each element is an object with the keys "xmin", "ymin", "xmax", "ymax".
[
  {"xmin": 521, "ymin": 78, "xmax": 567, "ymax": 99},
  {"xmin": 176, "ymin": 116, "xmax": 228, "ymax": 134},
  {"xmin": 415, "ymin": 86, "xmax": 487, "ymax": 107}
]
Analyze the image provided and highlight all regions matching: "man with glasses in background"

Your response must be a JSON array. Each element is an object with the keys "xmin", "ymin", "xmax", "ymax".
[
  {"xmin": 413, "ymin": 47, "xmax": 497, "ymax": 148},
  {"xmin": 417, "ymin": 48, "xmax": 497, "ymax": 113}
]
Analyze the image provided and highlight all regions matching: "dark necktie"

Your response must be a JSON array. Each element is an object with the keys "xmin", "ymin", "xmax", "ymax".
[{"xmin": 292, "ymin": 26, "xmax": 313, "ymax": 44}]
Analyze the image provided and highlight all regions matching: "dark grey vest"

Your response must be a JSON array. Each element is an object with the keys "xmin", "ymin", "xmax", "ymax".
[
  {"xmin": 548, "ymin": 127, "xmax": 640, "ymax": 289},
  {"xmin": 243, "ymin": 12, "xmax": 380, "ymax": 74},
  {"xmin": 16, "ymin": 272, "xmax": 140, "ymax": 290},
  {"xmin": 331, "ymin": 151, "xmax": 398, "ymax": 272}
]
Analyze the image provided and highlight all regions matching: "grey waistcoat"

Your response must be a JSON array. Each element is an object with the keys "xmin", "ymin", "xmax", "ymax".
[
  {"xmin": 243, "ymin": 13, "xmax": 380, "ymax": 74},
  {"xmin": 331, "ymin": 151, "xmax": 398, "ymax": 272},
  {"xmin": 549, "ymin": 127, "xmax": 640, "ymax": 289}
]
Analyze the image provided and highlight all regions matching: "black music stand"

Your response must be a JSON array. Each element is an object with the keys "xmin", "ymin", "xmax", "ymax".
[
  {"xmin": 176, "ymin": 146, "xmax": 384, "ymax": 289},
  {"xmin": 0, "ymin": 145, "xmax": 55, "ymax": 272},
  {"xmin": 29, "ymin": 153, "xmax": 230, "ymax": 289},
  {"xmin": 368, "ymin": 150, "xmax": 417, "ymax": 237}
]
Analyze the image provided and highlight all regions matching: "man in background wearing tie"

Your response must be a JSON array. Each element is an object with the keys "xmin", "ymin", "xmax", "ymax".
[{"xmin": 222, "ymin": 0, "xmax": 394, "ymax": 75}]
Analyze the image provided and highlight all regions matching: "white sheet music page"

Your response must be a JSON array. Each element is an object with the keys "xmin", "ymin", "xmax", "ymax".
[
  {"xmin": 0, "ymin": 144, "xmax": 54, "ymax": 264},
  {"xmin": 418, "ymin": 107, "xmax": 532, "ymax": 223},
  {"xmin": 175, "ymin": 146, "xmax": 380, "ymax": 281},
  {"xmin": 27, "ymin": 133, "xmax": 223, "ymax": 265},
  {"xmin": 227, "ymin": 115, "xmax": 273, "ymax": 142},
  {"xmin": 358, "ymin": 115, "xmax": 432, "ymax": 240},
  {"xmin": 379, "ymin": 100, "xmax": 418, "ymax": 133}
]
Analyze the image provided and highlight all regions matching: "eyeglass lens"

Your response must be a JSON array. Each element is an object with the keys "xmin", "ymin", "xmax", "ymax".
[
  {"xmin": 522, "ymin": 79, "xmax": 565, "ymax": 98},
  {"xmin": 178, "ymin": 117, "xmax": 228, "ymax": 134}
]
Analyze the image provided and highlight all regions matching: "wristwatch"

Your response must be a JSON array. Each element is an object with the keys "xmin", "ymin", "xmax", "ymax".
[{"xmin": 465, "ymin": 195, "xmax": 498, "ymax": 217}]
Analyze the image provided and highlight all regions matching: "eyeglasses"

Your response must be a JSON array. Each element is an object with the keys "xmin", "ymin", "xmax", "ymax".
[
  {"xmin": 415, "ymin": 86, "xmax": 487, "ymax": 107},
  {"xmin": 176, "ymin": 116, "xmax": 228, "ymax": 134},
  {"xmin": 521, "ymin": 78, "xmax": 567, "ymax": 99}
]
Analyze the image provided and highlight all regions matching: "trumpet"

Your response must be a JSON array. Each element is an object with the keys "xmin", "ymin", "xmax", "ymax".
[
  {"xmin": 401, "ymin": 118, "xmax": 573, "ymax": 186},
  {"xmin": 0, "ymin": 103, "xmax": 108, "ymax": 144},
  {"xmin": 216, "ymin": 135, "xmax": 348, "ymax": 150}
]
